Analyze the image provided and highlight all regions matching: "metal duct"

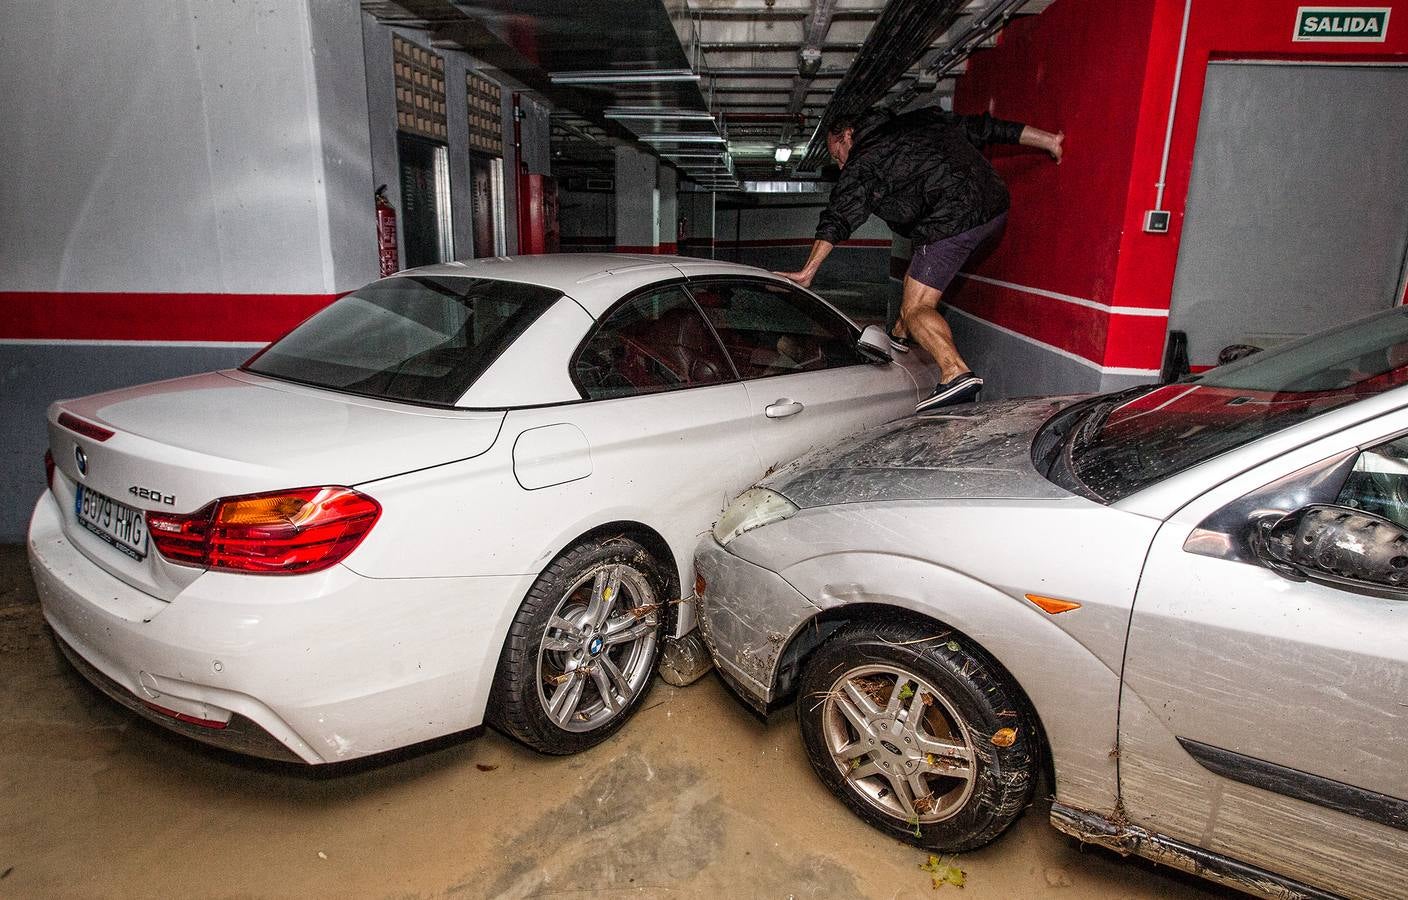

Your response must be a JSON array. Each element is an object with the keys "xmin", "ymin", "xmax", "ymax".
[
  {"xmin": 797, "ymin": 0, "xmax": 967, "ymax": 172},
  {"xmin": 887, "ymin": 0, "xmax": 1035, "ymax": 113}
]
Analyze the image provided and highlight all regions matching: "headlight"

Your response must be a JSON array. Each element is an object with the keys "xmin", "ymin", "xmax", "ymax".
[{"xmin": 713, "ymin": 487, "xmax": 799, "ymax": 546}]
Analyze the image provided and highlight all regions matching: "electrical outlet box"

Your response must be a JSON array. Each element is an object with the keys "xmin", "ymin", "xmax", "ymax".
[{"xmin": 1143, "ymin": 210, "xmax": 1171, "ymax": 233}]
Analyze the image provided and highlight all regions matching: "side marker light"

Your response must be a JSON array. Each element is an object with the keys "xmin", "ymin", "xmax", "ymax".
[{"xmin": 1025, "ymin": 594, "xmax": 1082, "ymax": 615}]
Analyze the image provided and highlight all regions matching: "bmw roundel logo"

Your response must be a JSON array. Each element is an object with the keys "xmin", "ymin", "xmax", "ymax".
[
  {"xmin": 74, "ymin": 446, "xmax": 88, "ymax": 477},
  {"xmin": 588, "ymin": 636, "xmax": 604, "ymax": 656}
]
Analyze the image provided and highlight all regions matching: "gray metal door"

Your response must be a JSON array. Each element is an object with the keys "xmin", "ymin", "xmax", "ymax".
[
  {"xmin": 1168, "ymin": 63, "xmax": 1408, "ymax": 367},
  {"xmin": 397, "ymin": 132, "xmax": 453, "ymax": 268}
]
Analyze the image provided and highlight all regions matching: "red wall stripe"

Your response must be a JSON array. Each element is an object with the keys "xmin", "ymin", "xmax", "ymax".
[
  {"xmin": 1, "ymin": 291, "xmax": 342, "ymax": 343},
  {"xmin": 944, "ymin": 277, "xmax": 1167, "ymax": 370},
  {"xmin": 717, "ymin": 238, "xmax": 890, "ymax": 249}
]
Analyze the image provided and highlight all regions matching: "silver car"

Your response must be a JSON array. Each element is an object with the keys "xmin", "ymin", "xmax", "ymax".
[{"xmin": 695, "ymin": 307, "xmax": 1408, "ymax": 900}]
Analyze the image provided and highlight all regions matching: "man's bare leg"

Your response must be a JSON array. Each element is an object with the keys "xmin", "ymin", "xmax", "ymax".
[{"xmin": 900, "ymin": 275, "xmax": 970, "ymax": 383}]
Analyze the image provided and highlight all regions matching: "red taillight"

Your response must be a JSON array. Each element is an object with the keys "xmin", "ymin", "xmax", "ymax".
[
  {"xmin": 147, "ymin": 487, "xmax": 380, "ymax": 575},
  {"xmin": 44, "ymin": 450, "xmax": 55, "ymax": 489},
  {"xmin": 58, "ymin": 412, "xmax": 114, "ymax": 442}
]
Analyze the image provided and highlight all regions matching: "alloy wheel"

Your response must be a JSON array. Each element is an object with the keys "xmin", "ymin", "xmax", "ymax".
[
  {"xmin": 535, "ymin": 563, "xmax": 660, "ymax": 732},
  {"xmin": 820, "ymin": 664, "xmax": 977, "ymax": 823}
]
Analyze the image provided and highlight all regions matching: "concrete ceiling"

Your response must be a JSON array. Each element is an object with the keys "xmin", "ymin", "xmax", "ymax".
[{"xmin": 362, "ymin": 0, "xmax": 1057, "ymax": 192}]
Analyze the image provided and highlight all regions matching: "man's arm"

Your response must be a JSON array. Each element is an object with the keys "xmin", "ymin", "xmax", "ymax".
[
  {"xmin": 958, "ymin": 113, "xmax": 1064, "ymax": 161},
  {"xmin": 774, "ymin": 239, "xmax": 834, "ymax": 289},
  {"xmin": 776, "ymin": 166, "xmax": 872, "ymax": 287},
  {"xmin": 1018, "ymin": 125, "xmax": 1064, "ymax": 162}
]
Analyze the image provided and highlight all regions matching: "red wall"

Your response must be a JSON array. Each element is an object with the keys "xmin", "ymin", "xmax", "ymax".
[
  {"xmin": 951, "ymin": 0, "xmax": 1159, "ymax": 369},
  {"xmin": 951, "ymin": 0, "xmax": 1408, "ymax": 374},
  {"xmin": 1109, "ymin": 0, "xmax": 1408, "ymax": 369}
]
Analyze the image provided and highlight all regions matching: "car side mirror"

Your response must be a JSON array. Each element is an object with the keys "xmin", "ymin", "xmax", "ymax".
[
  {"xmin": 1252, "ymin": 504, "xmax": 1408, "ymax": 599},
  {"xmin": 857, "ymin": 324, "xmax": 893, "ymax": 363}
]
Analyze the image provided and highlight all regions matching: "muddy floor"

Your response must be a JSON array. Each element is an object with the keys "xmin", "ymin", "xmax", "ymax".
[{"xmin": 0, "ymin": 545, "xmax": 1229, "ymax": 899}]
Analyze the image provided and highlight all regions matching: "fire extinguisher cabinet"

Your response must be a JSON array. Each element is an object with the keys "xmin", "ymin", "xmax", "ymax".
[{"xmin": 517, "ymin": 173, "xmax": 560, "ymax": 255}]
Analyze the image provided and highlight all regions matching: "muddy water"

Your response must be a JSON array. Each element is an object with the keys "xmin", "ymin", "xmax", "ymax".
[{"xmin": 0, "ymin": 546, "xmax": 1226, "ymax": 898}]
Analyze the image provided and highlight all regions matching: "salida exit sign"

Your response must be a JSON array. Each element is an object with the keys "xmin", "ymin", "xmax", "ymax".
[{"xmin": 1294, "ymin": 7, "xmax": 1391, "ymax": 41}]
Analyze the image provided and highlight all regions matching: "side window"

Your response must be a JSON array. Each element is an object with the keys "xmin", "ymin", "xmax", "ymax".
[
  {"xmin": 689, "ymin": 279, "xmax": 865, "ymax": 379},
  {"xmin": 1337, "ymin": 435, "xmax": 1408, "ymax": 528},
  {"xmin": 572, "ymin": 286, "xmax": 734, "ymax": 400}
]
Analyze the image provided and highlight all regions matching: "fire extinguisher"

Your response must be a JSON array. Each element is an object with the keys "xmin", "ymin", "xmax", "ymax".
[{"xmin": 375, "ymin": 185, "xmax": 399, "ymax": 277}]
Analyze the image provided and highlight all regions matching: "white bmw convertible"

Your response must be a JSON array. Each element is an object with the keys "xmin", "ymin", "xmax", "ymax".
[{"xmin": 28, "ymin": 254, "xmax": 935, "ymax": 763}]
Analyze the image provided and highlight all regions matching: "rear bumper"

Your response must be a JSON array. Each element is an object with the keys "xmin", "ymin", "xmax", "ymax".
[
  {"xmin": 693, "ymin": 536, "xmax": 820, "ymax": 709},
  {"xmin": 28, "ymin": 492, "xmax": 532, "ymax": 764}
]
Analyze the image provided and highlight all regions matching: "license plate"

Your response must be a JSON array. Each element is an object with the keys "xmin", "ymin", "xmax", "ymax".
[{"xmin": 75, "ymin": 485, "xmax": 149, "ymax": 561}]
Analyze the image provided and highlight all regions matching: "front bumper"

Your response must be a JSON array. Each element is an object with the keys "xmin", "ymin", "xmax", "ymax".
[
  {"xmin": 27, "ymin": 491, "xmax": 531, "ymax": 763},
  {"xmin": 693, "ymin": 536, "xmax": 821, "ymax": 709}
]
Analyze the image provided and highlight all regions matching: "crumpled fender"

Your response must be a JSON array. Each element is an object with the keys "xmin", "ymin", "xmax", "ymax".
[{"xmin": 775, "ymin": 550, "xmax": 1123, "ymax": 814}]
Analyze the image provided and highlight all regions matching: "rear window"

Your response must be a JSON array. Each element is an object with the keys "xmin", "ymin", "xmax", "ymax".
[{"xmin": 244, "ymin": 276, "xmax": 562, "ymax": 406}]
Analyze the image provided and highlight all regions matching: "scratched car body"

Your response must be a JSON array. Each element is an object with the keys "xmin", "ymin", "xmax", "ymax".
[
  {"xmin": 697, "ymin": 307, "xmax": 1408, "ymax": 899},
  {"xmin": 27, "ymin": 253, "xmax": 937, "ymax": 764}
]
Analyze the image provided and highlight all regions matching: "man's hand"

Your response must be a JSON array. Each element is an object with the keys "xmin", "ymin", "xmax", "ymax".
[
  {"xmin": 1019, "ymin": 126, "xmax": 1064, "ymax": 163},
  {"xmin": 774, "ymin": 270, "xmax": 814, "ymax": 288}
]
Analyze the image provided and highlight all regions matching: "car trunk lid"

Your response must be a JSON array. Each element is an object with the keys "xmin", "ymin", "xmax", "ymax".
[{"xmin": 46, "ymin": 370, "xmax": 503, "ymax": 600}]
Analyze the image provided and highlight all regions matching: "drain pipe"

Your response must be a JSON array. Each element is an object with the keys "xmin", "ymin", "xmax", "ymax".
[{"xmin": 1148, "ymin": 0, "xmax": 1193, "ymax": 228}]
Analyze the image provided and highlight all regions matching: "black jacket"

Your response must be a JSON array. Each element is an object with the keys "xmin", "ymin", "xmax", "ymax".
[{"xmin": 815, "ymin": 107, "xmax": 1025, "ymax": 246}]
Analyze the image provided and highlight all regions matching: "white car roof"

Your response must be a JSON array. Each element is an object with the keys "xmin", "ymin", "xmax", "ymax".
[{"xmin": 394, "ymin": 253, "xmax": 792, "ymax": 318}]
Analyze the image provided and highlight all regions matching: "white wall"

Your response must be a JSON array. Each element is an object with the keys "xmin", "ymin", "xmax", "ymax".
[
  {"xmin": 0, "ymin": 0, "xmax": 375, "ymax": 542},
  {"xmin": 559, "ymin": 188, "xmax": 615, "ymax": 250},
  {"xmin": 0, "ymin": 0, "xmax": 374, "ymax": 293},
  {"xmin": 719, "ymin": 196, "xmax": 893, "ymax": 243},
  {"xmin": 679, "ymin": 190, "xmax": 715, "ymax": 256}
]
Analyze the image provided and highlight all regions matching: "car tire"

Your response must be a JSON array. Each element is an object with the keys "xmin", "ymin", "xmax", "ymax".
[
  {"xmin": 488, "ymin": 536, "xmax": 668, "ymax": 755},
  {"xmin": 796, "ymin": 620, "xmax": 1038, "ymax": 852}
]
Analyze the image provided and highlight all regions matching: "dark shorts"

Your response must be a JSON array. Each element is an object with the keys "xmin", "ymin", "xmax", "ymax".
[{"xmin": 906, "ymin": 213, "xmax": 1008, "ymax": 292}]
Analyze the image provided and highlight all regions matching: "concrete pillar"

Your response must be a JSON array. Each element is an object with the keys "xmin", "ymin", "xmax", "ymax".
[
  {"xmin": 614, "ymin": 146, "xmax": 659, "ymax": 253},
  {"xmin": 657, "ymin": 166, "xmax": 679, "ymax": 253},
  {"xmin": 679, "ymin": 190, "xmax": 715, "ymax": 258}
]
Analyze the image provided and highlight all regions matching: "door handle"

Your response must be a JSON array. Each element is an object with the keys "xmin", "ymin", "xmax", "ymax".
[{"xmin": 765, "ymin": 399, "xmax": 804, "ymax": 419}]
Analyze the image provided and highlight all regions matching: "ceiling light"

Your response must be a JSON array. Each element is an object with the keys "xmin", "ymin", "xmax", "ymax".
[{"xmin": 774, "ymin": 146, "xmax": 793, "ymax": 163}]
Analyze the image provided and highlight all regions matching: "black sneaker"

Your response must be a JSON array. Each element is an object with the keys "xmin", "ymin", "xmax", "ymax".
[
  {"xmin": 916, "ymin": 372, "xmax": 983, "ymax": 413},
  {"xmin": 888, "ymin": 332, "xmax": 913, "ymax": 353}
]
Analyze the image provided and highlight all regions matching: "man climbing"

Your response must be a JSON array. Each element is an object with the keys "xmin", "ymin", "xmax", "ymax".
[{"xmin": 776, "ymin": 107, "xmax": 1063, "ymax": 412}]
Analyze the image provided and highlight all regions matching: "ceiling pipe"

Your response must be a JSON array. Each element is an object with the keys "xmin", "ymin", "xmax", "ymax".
[
  {"xmin": 885, "ymin": 0, "xmax": 1034, "ymax": 112},
  {"xmin": 724, "ymin": 112, "xmax": 807, "ymax": 125},
  {"xmin": 780, "ymin": 0, "xmax": 839, "ymax": 154},
  {"xmin": 550, "ymin": 69, "xmax": 700, "ymax": 84},
  {"xmin": 798, "ymin": 0, "xmax": 968, "ymax": 171}
]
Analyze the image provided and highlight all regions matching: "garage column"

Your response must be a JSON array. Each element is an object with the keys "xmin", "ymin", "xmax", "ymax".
[
  {"xmin": 657, "ymin": 165, "xmax": 679, "ymax": 254},
  {"xmin": 614, "ymin": 146, "xmax": 659, "ymax": 254},
  {"xmin": 678, "ymin": 189, "xmax": 715, "ymax": 258}
]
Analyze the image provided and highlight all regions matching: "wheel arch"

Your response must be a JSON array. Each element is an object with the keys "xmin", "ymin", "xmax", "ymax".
[
  {"xmin": 775, "ymin": 603, "xmax": 1058, "ymax": 795},
  {"xmin": 557, "ymin": 519, "xmax": 682, "ymax": 600},
  {"xmin": 751, "ymin": 548, "xmax": 1126, "ymax": 813}
]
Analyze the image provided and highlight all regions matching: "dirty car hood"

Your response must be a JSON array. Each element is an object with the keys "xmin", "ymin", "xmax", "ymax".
[{"xmin": 762, "ymin": 397, "xmax": 1082, "ymax": 508}]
